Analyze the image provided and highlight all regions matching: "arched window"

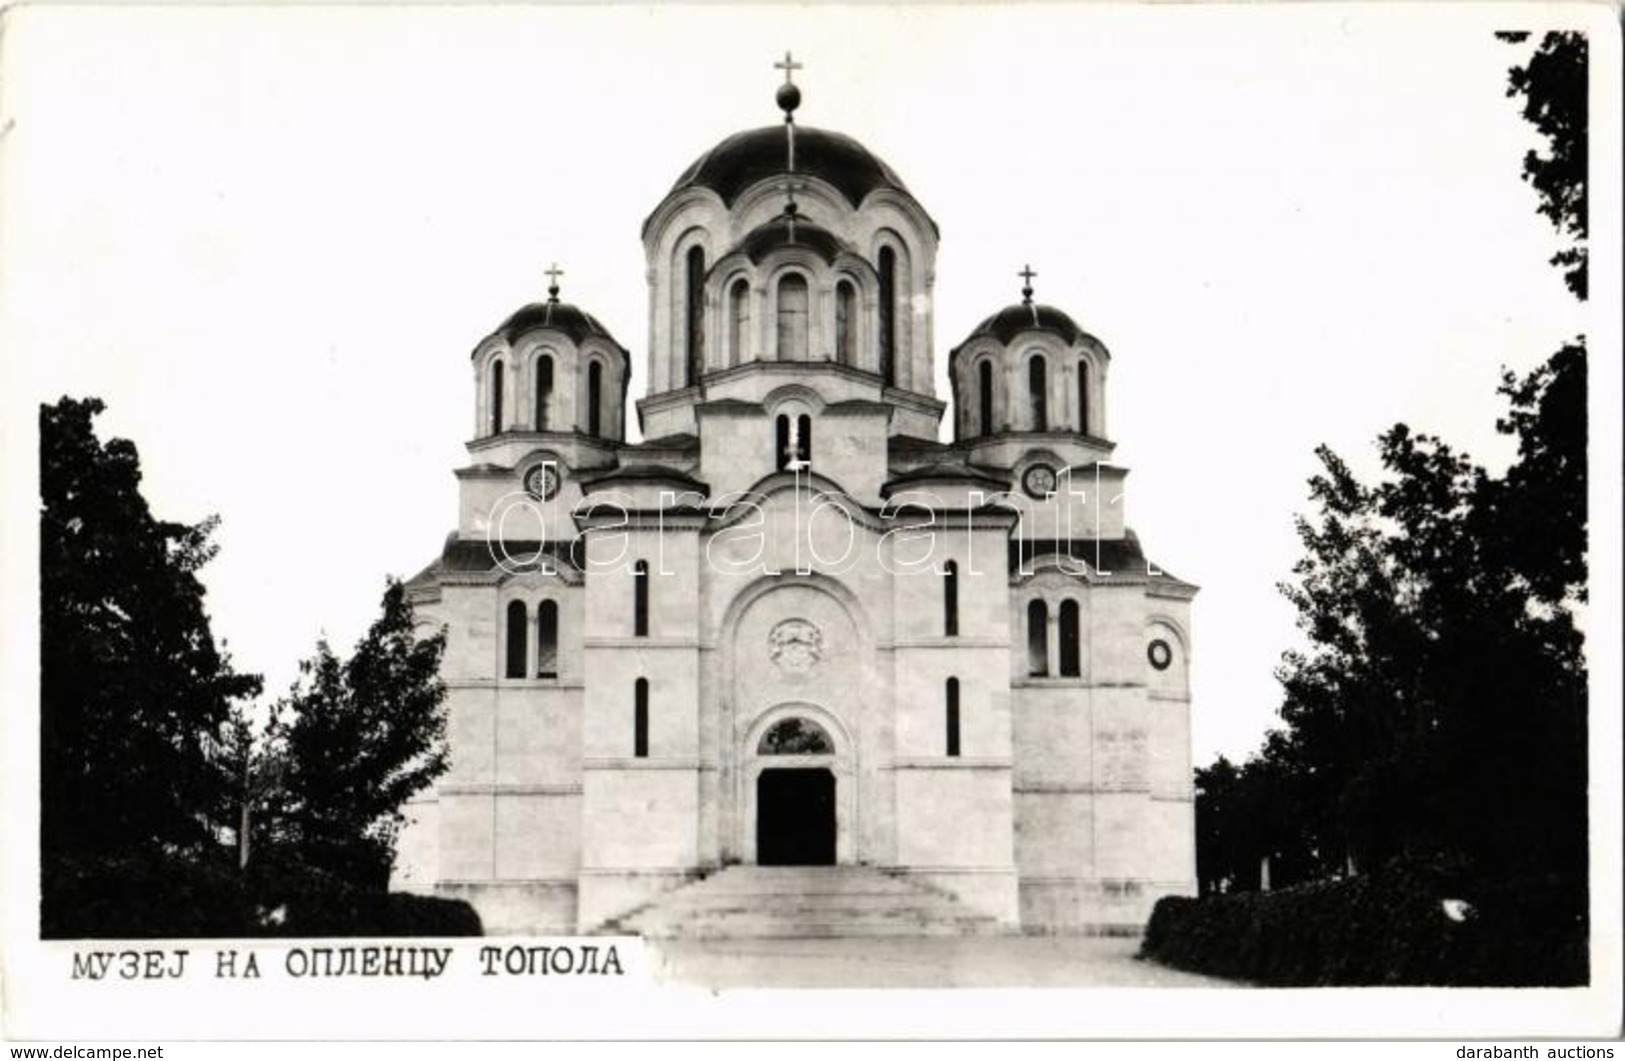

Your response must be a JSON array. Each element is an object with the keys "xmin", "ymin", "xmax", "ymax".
[
  {"xmin": 945, "ymin": 678, "xmax": 961, "ymax": 758},
  {"xmin": 775, "ymin": 414, "xmax": 792, "ymax": 471},
  {"xmin": 758, "ymin": 718, "xmax": 835, "ymax": 755},
  {"xmin": 1077, "ymin": 359, "xmax": 1089, "ymax": 435},
  {"xmin": 943, "ymin": 560, "xmax": 959, "ymax": 636},
  {"xmin": 978, "ymin": 360, "xmax": 995, "ymax": 436},
  {"xmin": 587, "ymin": 362, "xmax": 603, "ymax": 437},
  {"xmin": 1026, "ymin": 599, "xmax": 1049, "ymax": 677},
  {"xmin": 877, "ymin": 247, "xmax": 896, "ymax": 385},
  {"xmin": 632, "ymin": 559, "xmax": 649, "ymax": 637},
  {"xmin": 776, "ymin": 274, "xmax": 809, "ymax": 360},
  {"xmin": 836, "ymin": 281, "xmax": 858, "ymax": 365},
  {"xmin": 535, "ymin": 355, "xmax": 553, "ymax": 431},
  {"xmin": 634, "ymin": 678, "xmax": 649, "ymax": 758},
  {"xmin": 685, "ymin": 245, "xmax": 706, "ymax": 385},
  {"xmin": 490, "ymin": 360, "xmax": 505, "ymax": 435},
  {"xmin": 505, "ymin": 600, "xmax": 527, "ymax": 679},
  {"xmin": 1059, "ymin": 599, "xmax": 1081, "ymax": 677},
  {"xmin": 1029, "ymin": 355, "xmax": 1048, "ymax": 431},
  {"xmin": 536, "ymin": 599, "xmax": 559, "ymax": 678},
  {"xmin": 728, "ymin": 278, "xmax": 750, "ymax": 366},
  {"xmin": 796, "ymin": 413, "xmax": 812, "ymax": 466}
]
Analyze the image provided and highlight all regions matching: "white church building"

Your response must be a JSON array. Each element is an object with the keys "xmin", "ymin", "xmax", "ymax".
[{"xmin": 396, "ymin": 61, "xmax": 1198, "ymax": 935}]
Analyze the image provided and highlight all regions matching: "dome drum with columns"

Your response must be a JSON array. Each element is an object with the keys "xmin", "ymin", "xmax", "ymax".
[{"xmin": 397, "ymin": 57, "xmax": 1197, "ymax": 938}]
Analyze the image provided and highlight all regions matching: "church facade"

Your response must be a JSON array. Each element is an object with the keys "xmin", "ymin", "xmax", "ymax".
[{"xmin": 395, "ymin": 64, "xmax": 1198, "ymax": 934}]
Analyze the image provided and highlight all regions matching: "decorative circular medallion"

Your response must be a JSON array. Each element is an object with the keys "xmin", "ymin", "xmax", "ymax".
[
  {"xmin": 768, "ymin": 619, "xmax": 824, "ymax": 677},
  {"xmin": 524, "ymin": 464, "xmax": 560, "ymax": 501},
  {"xmin": 1022, "ymin": 463, "xmax": 1058, "ymax": 498},
  {"xmin": 1147, "ymin": 639, "xmax": 1173, "ymax": 671}
]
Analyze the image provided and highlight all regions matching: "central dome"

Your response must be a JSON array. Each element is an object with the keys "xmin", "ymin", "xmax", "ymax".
[{"xmin": 666, "ymin": 125, "xmax": 911, "ymax": 209}]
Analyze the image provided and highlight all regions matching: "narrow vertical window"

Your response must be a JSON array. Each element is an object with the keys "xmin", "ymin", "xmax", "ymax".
[
  {"xmin": 490, "ymin": 360, "xmax": 505, "ymax": 435},
  {"xmin": 587, "ymin": 362, "xmax": 603, "ymax": 437},
  {"xmin": 1026, "ymin": 599, "xmax": 1049, "ymax": 677},
  {"xmin": 776, "ymin": 274, "xmax": 809, "ymax": 360},
  {"xmin": 836, "ymin": 281, "xmax": 857, "ymax": 365},
  {"xmin": 795, "ymin": 414, "xmax": 812, "ymax": 466},
  {"xmin": 943, "ymin": 560, "xmax": 959, "ymax": 636},
  {"xmin": 535, "ymin": 355, "xmax": 553, "ymax": 431},
  {"xmin": 1077, "ymin": 359, "xmax": 1089, "ymax": 435},
  {"xmin": 945, "ymin": 678, "xmax": 961, "ymax": 758},
  {"xmin": 686, "ymin": 246, "xmax": 706, "ymax": 385},
  {"xmin": 634, "ymin": 678, "xmax": 649, "ymax": 759},
  {"xmin": 729, "ymin": 278, "xmax": 750, "ymax": 366},
  {"xmin": 505, "ymin": 600, "xmax": 527, "ymax": 679},
  {"xmin": 536, "ymin": 600, "xmax": 559, "ymax": 678},
  {"xmin": 632, "ymin": 559, "xmax": 649, "ymax": 637},
  {"xmin": 1029, "ymin": 356, "xmax": 1048, "ymax": 431},
  {"xmin": 776, "ymin": 414, "xmax": 792, "ymax": 471},
  {"xmin": 1059, "ymin": 599, "xmax": 1081, "ymax": 677},
  {"xmin": 978, "ymin": 360, "xmax": 995, "ymax": 436},
  {"xmin": 877, "ymin": 247, "xmax": 896, "ymax": 385}
]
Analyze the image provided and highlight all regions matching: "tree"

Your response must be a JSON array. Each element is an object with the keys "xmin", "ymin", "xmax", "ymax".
[
  {"xmin": 1194, "ymin": 27, "xmax": 1590, "ymax": 900},
  {"xmin": 1497, "ymin": 31, "xmax": 1588, "ymax": 298},
  {"xmin": 40, "ymin": 398, "xmax": 262, "ymax": 866},
  {"xmin": 270, "ymin": 580, "xmax": 448, "ymax": 888}
]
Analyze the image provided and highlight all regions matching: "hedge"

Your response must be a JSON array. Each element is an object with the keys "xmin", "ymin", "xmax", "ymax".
[
  {"xmin": 42, "ymin": 850, "xmax": 482, "ymax": 939},
  {"xmin": 1140, "ymin": 860, "xmax": 1586, "ymax": 986}
]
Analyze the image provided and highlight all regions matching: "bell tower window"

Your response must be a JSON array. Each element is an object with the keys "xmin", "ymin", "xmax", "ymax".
[
  {"xmin": 1077, "ymin": 359, "xmax": 1089, "ymax": 435},
  {"xmin": 587, "ymin": 362, "xmax": 603, "ymax": 437},
  {"xmin": 1029, "ymin": 356, "xmax": 1048, "ymax": 432},
  {"xmin": 943, "ymin": 560, "xmax": 959, "ymax": 636},
  {"xmin": 490, "ymin": 360, "xmax": 505, "ymax": 435},
  {"xmin": 777, "ymin": 414, "xmax": 811, "ymax": 470},
  {"xmin": 776, "ymin": 274, "xmax": 809, "ymax": 361},
  {"xmin": 535, "ymin": 356, "xmax": 553, "ymax": 431},
  {"xmin": 1026, "ymin": 599, "xmax": 1049, "ymax": 677},
  {"xmin": 945, "ymin": 677, "xmax": 962, "ymax": 758},
  {"xmin": 1059, "ymin": 599, "xmax": 1081, "ymax": 677},
  {"xmin": 978, "ymin": 360, "xmax": 995, "ymax": 435},
  {"xmin": 536, "ymin": 600, "xmax": 559, "ymax": 679},
  {"xmin": 685, "ymin": 246, "xmax": 706, "ymax": 386},
  {"xmin": 505, "ymin": 600, "xmax": 526, "ymax": 679},
  {"xmin": 877, "ymin": 247, "xmax": 896, "ymax": 385}
]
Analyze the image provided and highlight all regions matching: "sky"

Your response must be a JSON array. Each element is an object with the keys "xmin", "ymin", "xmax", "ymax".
[{"xmin": 1, "ymin": 3, "xmax": 1612, "ymax": 764}]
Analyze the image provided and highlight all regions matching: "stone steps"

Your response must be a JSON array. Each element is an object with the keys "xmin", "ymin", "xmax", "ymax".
[{"xmin": 602, "ymin": 865, "xmax": 1009, "ymax": 939}]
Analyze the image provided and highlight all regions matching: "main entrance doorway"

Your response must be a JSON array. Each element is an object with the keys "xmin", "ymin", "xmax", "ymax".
[{"xmin": 756, "ymin": 768, "xmax": 836, "ymax": 866}]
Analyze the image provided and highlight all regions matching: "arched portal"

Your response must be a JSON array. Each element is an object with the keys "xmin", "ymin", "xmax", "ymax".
[
  {"xmin": 755, "ymin": 718, "xmax": 837, "ymax": 865},
  {"xmin": 740, "ymin": 704, "xmax": 855, "ymax": 867}
]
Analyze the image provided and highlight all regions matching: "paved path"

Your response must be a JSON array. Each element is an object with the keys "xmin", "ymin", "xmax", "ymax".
[{"xmin": 647, "ymin": 934, "xmax": 1235, "ymax": 989}]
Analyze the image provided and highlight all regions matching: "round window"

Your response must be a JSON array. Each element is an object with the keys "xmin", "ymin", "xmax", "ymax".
[{"xmin": 1147, "ymin": 639, "xmax": 1173, "ymax": 671}]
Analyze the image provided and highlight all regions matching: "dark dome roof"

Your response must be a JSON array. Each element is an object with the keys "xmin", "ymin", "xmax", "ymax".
[
  {"xmin": 666, "ymin": 125, "xmax": 911, "ymax": 209},
  {"xmin": 962, "ymin": 303, "xmax": 1097, "ymax": 348},
  {"xmin": 486, "ymin": 300, "xmax": 621, "ymax": 349}
]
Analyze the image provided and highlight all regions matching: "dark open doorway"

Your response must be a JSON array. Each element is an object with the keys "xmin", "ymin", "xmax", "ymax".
[{"xmin": 756, "ymin": 767, "xmax": 836, "ymax": 866}]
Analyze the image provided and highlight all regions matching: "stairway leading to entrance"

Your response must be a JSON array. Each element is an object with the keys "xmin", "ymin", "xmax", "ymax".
[{"xmin": 598, "ymin": 865, "xmax": 1010, "ymax": 939}]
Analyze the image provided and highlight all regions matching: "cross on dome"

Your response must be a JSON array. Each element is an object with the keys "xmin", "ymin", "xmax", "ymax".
[
  {"xmin": 775, "ymin": 50, "xmax": 803, "ymax": 86},
  {"xmin": 545, "ymin": 262, "xmax": 565, "ymax": 303},
  {"xmin": 774, "ymin": 50, "xmax": 803, "ymax": 123},
  {"xmin": 1019, "ymin": 264, "xmax": 1037, "ymax": 305}
]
